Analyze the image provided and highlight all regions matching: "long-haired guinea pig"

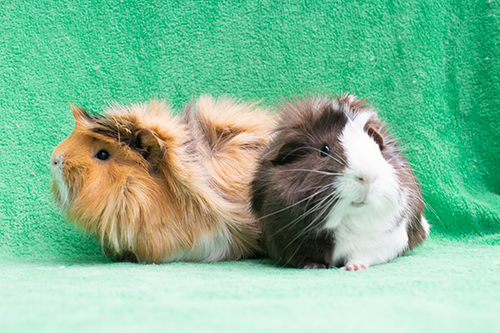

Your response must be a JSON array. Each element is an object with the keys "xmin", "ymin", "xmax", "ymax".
[
  {"xmin": 250, "ymin": 95, "xmax": 429, "ymax": 270},
  {"xmin": 51, "ymin": 95, "xmax": 275, "ymax": 263}
]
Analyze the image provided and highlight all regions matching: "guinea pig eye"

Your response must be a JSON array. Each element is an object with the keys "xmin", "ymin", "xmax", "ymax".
[
  {"xmin": 95, "ymin": 149, "xmax": 111, "ymax": 161},
  {"xmin": 320, "ymin": 145, "xmax": 330, "ymax": 157}
]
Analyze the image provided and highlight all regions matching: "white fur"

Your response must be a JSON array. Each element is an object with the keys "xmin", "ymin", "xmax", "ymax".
[
  {"xmin": 194, "ymin": 231, "xmax": 233, "ymax": 262},
  {"xmin": 161, "ymin": 229, "xmax": 232, "ymax": 263},
  {"xmin": 323, "ymin": 111, "xmax": 409, "ymax": 269},
  {"xmin": 51, "ymin": 153, "xmax": 71, "ymax": 208},
  {"xmin": 421, "ymin": 215, "xmax": 430, "ymax": 235}
]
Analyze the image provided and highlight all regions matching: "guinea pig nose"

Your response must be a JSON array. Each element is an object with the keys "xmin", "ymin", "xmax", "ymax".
[
  {"xmin": 51, "ymin": 154, "xmax": 63, "ymax": 167},
  {"xmin": 355, "ymin": 175, "xmax": 376, "ymax": 185}
]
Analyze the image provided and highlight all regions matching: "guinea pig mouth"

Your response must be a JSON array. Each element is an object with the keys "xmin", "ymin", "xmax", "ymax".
[
  {"xmin": 50, "ymin": 156, "xmax": 71, "ymax": 207},
  {"xmin": 351, "ymin": 201, "xmax": 366, "ymax": 207}
]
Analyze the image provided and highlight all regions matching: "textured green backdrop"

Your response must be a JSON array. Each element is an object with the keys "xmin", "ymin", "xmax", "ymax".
[{"xmin": 1, "ymin": 1, "xmax": 499, "ymax": 332}]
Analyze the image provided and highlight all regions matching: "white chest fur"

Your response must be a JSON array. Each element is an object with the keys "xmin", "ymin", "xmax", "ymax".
[
  {"xmin": 321, "ymin": 110, "xmax": 411, "ymax": 269},
  {"xmin": 324, "ymin": 212, "xmax": 410, "ymax": 268}
]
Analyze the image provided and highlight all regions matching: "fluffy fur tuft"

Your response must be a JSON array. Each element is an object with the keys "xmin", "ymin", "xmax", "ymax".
[
  {"xmin": 51, "ymin": 95, "xmax": 275, "ymax": 263},
  {"xmin": 251, "ymin": 95, "xmax": 429, "ymax": 270}
]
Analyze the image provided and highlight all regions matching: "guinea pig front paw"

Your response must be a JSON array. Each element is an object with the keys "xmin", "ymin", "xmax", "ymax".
[
  {"xmin": 301, "ymin": 263, "xmax": 327, "ymax": 269},
  {"xmin": 341, "ymin": 260, "xmax": 368, "ymax": 271}
]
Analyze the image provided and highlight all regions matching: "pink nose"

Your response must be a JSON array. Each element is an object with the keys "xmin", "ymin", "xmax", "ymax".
[{"xmin": 355, "ymin": 175, "xmax": 376, "ymax": 185}]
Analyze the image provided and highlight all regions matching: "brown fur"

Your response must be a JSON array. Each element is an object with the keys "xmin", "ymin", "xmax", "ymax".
[{"xmin": 51, "ymin": 96, "xmax": 275, "ymax": 263}]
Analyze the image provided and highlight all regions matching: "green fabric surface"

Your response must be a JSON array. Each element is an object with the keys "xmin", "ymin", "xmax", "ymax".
[{"xmin": 1, "ymin": 0, "xmax": 499, "ymax": 332}]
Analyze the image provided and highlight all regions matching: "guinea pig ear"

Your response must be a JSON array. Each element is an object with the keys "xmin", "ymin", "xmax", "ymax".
[
  {"xmin": 70, "ymin": 104, "xmax": 95, "ymax": 124},
  {"xmin": 130, "ymin": 129, "xmax": 166, "ymax": 171},
  {"xmin": 269, "ymin": 140, "xmax": 306, "ymax": 166},
  {"xmin": 365, "ymin": 124, "xmax": 385, "ymax": 150}
]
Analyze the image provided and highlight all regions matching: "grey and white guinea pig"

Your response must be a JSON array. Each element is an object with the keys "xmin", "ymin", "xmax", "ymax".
[{"xmin": 250, "ymin": 95, "xmax": 429, "ymax": 270}]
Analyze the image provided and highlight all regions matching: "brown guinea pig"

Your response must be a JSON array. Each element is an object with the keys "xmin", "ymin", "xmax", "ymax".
[
  {"xmin": 251, "ymin": 95, "xmax": 429, "ymax": 270},
  {"xmin": 51, "ymin": 95, "xmax": 275, "ymax": 263}
]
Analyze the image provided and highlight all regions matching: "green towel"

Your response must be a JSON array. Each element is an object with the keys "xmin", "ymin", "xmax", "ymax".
[{"xmin": 1, "ymin": 1, "xmax": 499, "ymax": 332}]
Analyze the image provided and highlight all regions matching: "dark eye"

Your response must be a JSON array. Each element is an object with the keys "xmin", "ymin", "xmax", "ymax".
[
  {"xmin": 95, "ymin": 149, "xmax": 110, "ymax": 161},
  {"xmin": 320, "ymin": 145, "xmax": 330, "ymax": 157}
]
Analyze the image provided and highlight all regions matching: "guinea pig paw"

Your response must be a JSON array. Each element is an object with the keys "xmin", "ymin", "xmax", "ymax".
[
  {"xmin": 301, "ymin": 263, "xmax": 327, "ymax": 269},
  {"xmin": 341, "ymin": 260, "xmax": 368, "ymax": 271}
]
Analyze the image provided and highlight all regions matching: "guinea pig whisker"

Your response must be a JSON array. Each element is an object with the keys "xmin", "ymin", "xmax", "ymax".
[
  {"xmin": 257, "ymin": 185, "xmax": 332, "ymax": 220},
  {"xmin": 303, "ymin": 184, "xmax": 334, "ymax": 213},
  {"xmin": 279, "ymin": 190, "xmax": 337, "ymax": 241},
  {"xmin": 299, "ymin": 193, "xmax": 337, "ymax": 237},
  {"xmin": 284, "ymin": 145, "xmax": 347, "ymax": 167},
  {"xmin": 295, "ymin": 184, "xmax": 333, "ymax": 193},
  {"xmin": 279, "ymin": 146, "xmax": 315, "ymax": 163},
  {"xmin": 422, "ymin": 199, "xmax": 443, "ymax": 227},
  {"xmin": 282, "ymin": 236, "xmax": 308, "ymax": 267},
  {"xmin": 274, "ymin": 169, "xmax": 342, "ymax": 176},
  {"xmin": 395, "ymin": 178, "xmax": 417, "ymax": 184},
  {"xmin": 280, "ymin": 192, "xmax": 337, "ymax": 267},
  {"xmin": 385, "ymin": 156, "xmax": 402, "ymax": 164},
  {"xmin": 296, "ymin": 184, "xmax": 331, "ymax": 223},
  {"xmin": 410, "ymin": 169, "xmax": 425, "ymax": 177},
  {"xmin": 271, "ymin": 187, "xmax": 335, "ymax": 237},
  {"xmin": 309, "ymin": 147, "xmax": 347, "ymax": 165},
  {"xmin": 270, "ymin": 194, "xmax": 332, "ymax": 237},
  {"xmin": 396, "ymin": 181, "xmax": 419, "ymax": 187}
]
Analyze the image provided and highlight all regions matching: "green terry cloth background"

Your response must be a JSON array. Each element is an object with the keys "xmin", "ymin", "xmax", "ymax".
[{"xmin": 1, "ymin": 1, "xmax": 499, "ymax": 332}]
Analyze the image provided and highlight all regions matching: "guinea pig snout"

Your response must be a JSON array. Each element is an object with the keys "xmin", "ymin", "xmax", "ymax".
[
  {"xmin": 355, "ymin": 175, "xmax": 376, "ymax": 186},
  {"xmin": 51, "ymin": 153, "xmax": 63, "ymax": 167},
  {"xmin": 348, "ymin": 173, "xmax": 377, "ymax": 207},
  {"xmin": 50, "ymin": 152, "xmax": 66, "ymax": 182},
  {"xmin": 51, "ymin": 154, "xmax": 62, "ymax": 167}
]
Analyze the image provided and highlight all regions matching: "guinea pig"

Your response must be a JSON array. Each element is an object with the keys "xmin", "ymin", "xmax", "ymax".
[
  {"xmin": 250, "ymin": 95, "xmax": 429, "ymax": 270},
  {"xmin": 51, "ymin": 95, "xmax": 275, "ymax": 264}
]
